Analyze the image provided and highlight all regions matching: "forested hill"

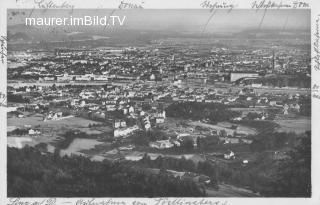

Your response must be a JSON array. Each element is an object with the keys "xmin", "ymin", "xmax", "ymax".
[{"xmin": 7, "ymin": 147, "xmax": 205, "ymax": 197}]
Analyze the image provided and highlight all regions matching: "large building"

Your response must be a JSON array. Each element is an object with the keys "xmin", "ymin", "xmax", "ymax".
[{"xmin": 230, "ymin": 72, "xmax": 259, "ymax": 82}]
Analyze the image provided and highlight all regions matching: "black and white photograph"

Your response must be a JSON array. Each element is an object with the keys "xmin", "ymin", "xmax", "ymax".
[{"xmin": 0, "ymin": 0, "xmax": 318, "ymax": 203}]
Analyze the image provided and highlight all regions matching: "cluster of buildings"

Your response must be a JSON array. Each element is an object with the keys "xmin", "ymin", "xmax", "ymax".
[
  {"xmin": 8, "ymin": 41, "xmax": 310, "ymax": 86},
  {"xmin": 7, "ymin": 72, "xmax": 309, "ymax": 138},
  {"xmin": 7, "ymin": 43, "xmax": 311, "ymax": 156}
]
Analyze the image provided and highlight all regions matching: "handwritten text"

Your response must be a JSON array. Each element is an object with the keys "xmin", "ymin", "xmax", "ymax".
[
  {"xmin": 251, "ymin": 0, "xmax": 309, "ymax": 10},
  {"xmin": 0, "ymin": 36, "xmax": 7, "ymax": 64},
  {"xmin": 314, "ymin": 15, "xmax": 320, "ymax": 71},
  {"xmin": 200, "ymin": 1, "xmax": 237, "ymax": 13}
]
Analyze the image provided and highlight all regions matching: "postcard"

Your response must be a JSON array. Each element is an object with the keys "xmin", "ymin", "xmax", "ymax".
[{"xmin": 0, "ymin": 0, "xmax": 319, "ymax": 205}]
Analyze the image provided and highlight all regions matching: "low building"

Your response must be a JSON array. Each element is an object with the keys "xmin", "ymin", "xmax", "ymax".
[
  {"xmin": 114, "ymin": 125, "xmax": 139, "ymax": 138},
  {"xmin": 149, "ymin": 140, "xmax": 174, "ymax": 149},
  {"xmin": 220, "ymin": 136, "xmax": 240, "ymax": 144},
  {"xmin": 28, "ymin": 129, "xmax": 41, "ymax": 135},
  {"xmin": 224, "ymin": 150, "xmax": 235, "ymax": 159},
  {"xmin": 155, "ymin": 117, "xmax": 165, "ymax": 124},
  {"xmin": 230, "ymin": 72, "xmax": 259, "ymax": 82}
]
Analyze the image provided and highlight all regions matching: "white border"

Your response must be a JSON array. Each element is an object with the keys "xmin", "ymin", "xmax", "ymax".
[{"xmin": 1, "ymin": 0, "xmax": 319, "ymax": 205}]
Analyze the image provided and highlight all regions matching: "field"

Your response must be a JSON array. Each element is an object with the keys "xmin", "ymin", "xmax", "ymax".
[
  {"xmin": 7, "ymin": 113, "xmax": 112, "ymax": 150},
  {"xmin": 206, "ymin": 184, "xmax": 259, "ymax": 197},
  {"xmin": 124, "ymin": 151, "xmax": 206, "ymax": 163},
  {"xmin": 274, "ymin": 117, "xmax": 311, "ymax": 134},
  {"xmin": 236, "ymin": 120, "xmax": 280, "ymax": 135},
  {"xmin": 8, "ymin": 137, "xmax": 33, "ymax": 149},
  {"xmin": 8, "ymin": 113, "xmax": 103, "ymax": 128},
  {"xmin": 60, "ymin": 138, "xmax": 105, "ymax": 156},
  {"xmin": 189, "ymin": 121, "xmax": 257, "ymax": 136}
]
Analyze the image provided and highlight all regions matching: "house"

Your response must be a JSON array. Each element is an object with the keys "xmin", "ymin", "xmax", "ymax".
[
  {"xmin": 155, "ymin": 117, "xmax": 165, "ymax": 124},
  {"xmin": 294, "ymin": 104, "xmax": 300, "ymax": 112},
  {"xmin": 92, "ymin": 112, "xmax": 105, "ymax": 119},
  {"xmin": 114, "ymin": 120, "xmax": 121, "ymax": 128},
  {"xmin": 142, "ymin": 116, "xmax": 151, "ymax": 130},
  {"xmin": 140, "ymin": 110, "xmax": 145, "ymax": 116},
  {"xmin": 106, "ymin": 105, "xmax": 116, "ymax": 111},
  {"xmin": 269, "ymin": 101, "xmax": 277, "ymax": 106},
  {"xmin": 113, "ymin": 125, "xmax": 139, "ymax": 138},
  {"xmin": 45, "ymin": 111, "xmax": 63, "ymax": 121},
  {"xmin": 28, "ymin": 129, "xmax": 41, "ymax": 135},
  {"xmin": 57, "ymin": 74, "xmax": 73, "ymax": 81},
  {"xmin": 150, "ymin": 74, "xmax": 156, "ymax": 81},
  {"xmin": 89, "ymin": 105, "xmax": 99, "ymax": 111},
  {"xmin": 114, "ymin": 120, "xmax": 126, "ymax": 128},
  {"xmin": 241, "ymin": 138, "xmax": 253, "ymax": 144},
  {"xmin": 177, "ymin": 134, "xmax": 203, "ymax": 147},
  {"xmin": 211, "ymin": 129, "xmax": 218, "ymax": 135},
  {"xmin": 144, "ymin": 122, "xmax": 151, "ymax": 130},
  {"xmin": 155, "ymin": 110, "xmax": 166, "ymax": 118},
  {"xmin": 120, "ymin": 121, "xmax": 127, "ymax": 127},
  {"xmin": 129, "ymin": 106, "xmax": 135, "ymax": 113},
  {"xmin": 118, "ymin": 144, "xmax": 135, "ymax": 151},
  {"xmin": 233, "ymin": 117, "xmax": 242, "ymax": 121},
  {"xmin": 80, "ymin": 100, "xmax": 86, "ymax": 107},
  {"xmin": 70, "ymin": 99, "xmax": 77, "ymax": 106},
  {"xmin": 251, "ymin": 83, "xmax": 262, "ymax": 88},
  {"xmin": 7, "ymin": 107, "xmax": 18, "ymax": 112},
  {"xmin": 224, "ymin": 150, "xmax": 235, "ymax": 159},
  {"xmin": 220, "ymin": 136, "xmax": 240, "ymax": 144},
  {"xmin": 283, "ymin": 104, "xmax": 289, "ymax": 115},
  {"xmin": 43, "ymin": 77, "xmax": 55, "ymax": 81},
  {"xmin": 149, "ymin": 140, "xmax": 174, "ymax": 149}
]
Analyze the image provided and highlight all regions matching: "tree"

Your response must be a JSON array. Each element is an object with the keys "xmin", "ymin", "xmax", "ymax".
[
  {"xmin": 51, "ymin": 84, "xmax": 57, "ymax": 91},
  {"xmin": 219, "ymin": 129, "xmax": 227, "ymax": 137},
  {"xmin": 165, "ymin": 102, "xmax": 240, "ymax": 122},
  {"xmin": 269, "ymin": 135, "xmax": 311, "ymax": 197},
  {"xmin": 131, "ymin": 131, "xmax": 150, "ymax": 146},
  {"xmin": 182, "ymin": 139, "xmax": 194, "ymax": 151},
  {"xmin": 142, "ymin": 103, "xmax": 152, "ymax": 111},
  {"xmin": 247, "ymin": 112, "xmax": 260, "ymax": 120},
  {"xmin": 8, "ymin": 147, "xmax": 205, "ymax": 197},
  {"xmin": 196, "ymin": 137, "xmax": 203, "ymax": 150}
]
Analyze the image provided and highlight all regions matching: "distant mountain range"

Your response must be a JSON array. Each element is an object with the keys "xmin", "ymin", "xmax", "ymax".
[{"xmin": 7, "ymin": 23, "xmax": 310, "ymax": 51}]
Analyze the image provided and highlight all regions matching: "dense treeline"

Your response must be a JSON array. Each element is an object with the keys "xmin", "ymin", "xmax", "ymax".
[
  {"xmin": 269, "ymin": 136, "xmax": 311, "ymax": 197},
  {"xmin": 137, "ymin": 155, "xmax": 219, "ymax": 189},
  {"xmin": 250, "ymin": 132, "xmax": 299, "ymax": 152},
  {"xmin": 7, "ymin": 147, "xmax": 205, "ymax": 197},
  {"xmin": 135, "ymin": 133, "xmax": 311, "ymax": 197},
  {"xmin": 298, "ymin": 95, "xmax": 311, "ymax": 116},
  {"xmin": 226, "ymin": 134, "xmax": 311, "ymax": 197},
  {"xmin": 131, "ymin": 130, "xmax": 217, "ymax": 152},
  {"xmin": 7, "ymin": 128, "xmax": 29, "ymax": 136},
  {"xmin": 235, "ymin": 120, "xmax": 280, "ymax": 135},
  {"xmin": 7, "ymin": 93, "xmax": 30, "ymax": 103},
  {"xmin": 166, "ymin": 102, "xmax": 240, "ymax": 124},
  {"xmin": 7, "ymin": 132, "xmax": 311, "ymax": 197},
  {"xmin": 131, "ymin": 129, "xmax": 168, "ymax": 146}
]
